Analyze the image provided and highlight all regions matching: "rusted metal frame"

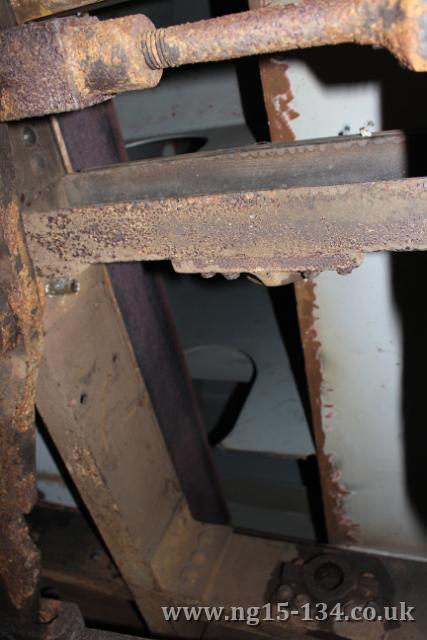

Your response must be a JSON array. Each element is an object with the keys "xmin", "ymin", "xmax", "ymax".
[
  {"xmin": 142, "ymin": 0, "xmax": 424, "ymax": 70},
  {"xmin": 0, "ymin": 122, "xmax": 44, "ymax": 629},
  {"xmin": 3, "ymin": 0, "xmax": 427, "ymax": 121},
  {"xmin": 36, "ymin": 264, "xmax": 191, "ymax": 635},
  {"xmin": 10, "ymin": 95, "xmax": 394, "ymax": 640},
  {"xmin": 22, "ymin": 133, "xmax": 427, "ymax": 280},
  {"xmin": 56, "ymin": 104, "xmax": 228, "ymax": 526},
  {"xmin": 9, "ymin": 0, "xmax": 129, "ymax": 24},
  {"xmin": 10, "ymin": 98, "xmax": 427, "ymax": 640},
  {"xmin": 0, "ymin": 13, "xmax": 162, "ymax": 122},
  {"xmin": 0, "ymin": 5, "xmax": 45, "ymax": 627},
  {"xmin": 43, "ymin": 130, "xmax": 411, "ymax": 207},
  {"xmin": 6, "ymin": 90, "xmax": 179, "ymax": 632},
  {"xmin": 249, "ymin": 0, "xmax": 358, "ymax": 542},
  {"xmin": 28, "ymin": 102, "xmax": 226, "ymax": 636}
]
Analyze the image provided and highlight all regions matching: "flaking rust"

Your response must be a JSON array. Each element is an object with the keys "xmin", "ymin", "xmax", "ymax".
[
  {"xmin": 251, "ymin": 0, "xmax": 358, "ymax": 543},
  {"xmin": 0, "ymin": 14, "xmax": 161, "ymax": 121},
  {"xmin": 3, "ymin": 0, "xmax": 427, "ymax": 121},
  {"xmin": 0, "ymin": 125, "xmax": 44, "ymax": 610},
  {"xmin": 296, "ymin": 283, "xmax": 359, "ymax": 544}
]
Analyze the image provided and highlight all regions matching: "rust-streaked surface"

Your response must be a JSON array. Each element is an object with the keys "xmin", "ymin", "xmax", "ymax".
[
  {"xmin": 142, "ymin": 0, "xmax": 427, "ymax": 72},
  {"xmin": 0, "ymin": 14, "xmax": 161, "ymax": 121},
  {"xmin": 46, "ymin": 130, "xmax": 410, "ymax": 208},
  {"xmin": 295, "ymin": 283, "xmax": 358, "ymax": 543},
  {"xmin": 0, "ymin": 124, "xmax": 44, "ymax": 609},
  {"xmin": 23, "ymin": 175, "xmax": 427, "ymax": 279},
  {"xmin": 251, "ymin": 0, "xmax": 357, "ymax": 543},
  {"xmin": 56, "ymin": 102, "xmax": 229, "ymax": 526},
  {"xmin": 3, "ymin": 0, "xmax": 427, "ymax": 121}
]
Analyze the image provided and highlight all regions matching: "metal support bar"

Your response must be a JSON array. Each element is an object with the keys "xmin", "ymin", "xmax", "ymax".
[
  {"xmin": 142, "ymin": 0, "xmax": 425, "ymax": 71},
  {"xmin": 2, "ymin": 0, "xmax": 427, "ymax": 120},
  {"xmin": 56, "ymin": 103, "xmax": 229, "ymax": 526},
  {"xmin": 0, "ymin": 6, "xmax": 44, "ymax": 624},
  {"xmin": 0, "ymin": 123, "xmax": 43, "ymax": 626},
  {"xmin": 21, "ymin": 130, "xmax": 427, "ymax": 281}
]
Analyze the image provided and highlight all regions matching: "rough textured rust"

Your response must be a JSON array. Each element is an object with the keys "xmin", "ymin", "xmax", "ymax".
[
  {"xmin": 10, "ymin": 0, "xmax": 109, "ymax": 23},
  {"xmin": 251, "ymin": 0, "xmax": 359, "ymax": 543},
  {"xmin": 0, "ymin": 125, "xmax": 44, "ymax": 609},
  {"xmin": 2, "ymin": 0, "xmax": 427, "ymax": 120},
  {"xmin": 21, "ymin": 128, "xmax": 415, "ymax": 277},
  {"xmin": 0, "ymin": 14, "xmax": 161, "ymax": 122},
  {"xmin": 295, "ymin": 283, "xmax": 359, "ymax": 544},
  {"xmin": 49, "ymin": 130, "xmax": 409, "ymax": 208},
  {"xmin": 142, "ymin": 0, "xmax": 427, "ymax": 72},
  {"xmin": 22, "ymin": 176, "xmax": 427, "ymax": 278},
  {"xmin": 57, "ymin": 102, "xmax": 229, "ymax": 526}
]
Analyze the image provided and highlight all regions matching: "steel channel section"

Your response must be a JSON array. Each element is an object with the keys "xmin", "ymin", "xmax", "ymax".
[
  {"xmin": 0, "ymin": 3, "xmax": 44, "ymax": 628},
  {"xmin": 22, "ymin": 131, "xmax": 427, "ymax": 280}
]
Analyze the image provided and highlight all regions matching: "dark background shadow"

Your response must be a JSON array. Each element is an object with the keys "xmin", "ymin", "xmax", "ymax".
[{"xmin": 391, "ymin": 252, "xmax": 427, "ymax": 531}]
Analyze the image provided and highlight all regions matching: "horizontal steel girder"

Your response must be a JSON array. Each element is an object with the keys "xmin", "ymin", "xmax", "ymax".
[{"xmin": 20, "ymin": 131, "xmax": 427, "ymax": 282}]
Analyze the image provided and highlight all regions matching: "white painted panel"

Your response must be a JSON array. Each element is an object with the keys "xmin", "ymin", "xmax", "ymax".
[
  {"xmin": 285, "ymin": 54, "xmax": 427, "ymax": 557},
  {"xmin": 315, "ymin": 255, "xmax": 427, "ymax": 558},
  {"xmin": 288, "ymin": 58, "xmax": 381, "ymax": 140}
]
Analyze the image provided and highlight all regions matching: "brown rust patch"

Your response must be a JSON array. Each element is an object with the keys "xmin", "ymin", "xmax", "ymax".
[
  {"xmin": 251, "ymin": 0, "xmax": 358, "ymax": 543},
  {"xmin": 0, "ymin": 125, "xmax": 44, "ymax": 609},
  {"xmin": 295, "ymin": 281, "xmax": 358, "ymax": 544},
  {"xmin": 143, "ymin": 0, "xmax": 427, "ymax": 73},
  {"xmin": 0, "ymin": 15, "xmax": 161, "ymax": 122},
  {"xmin": 3, "ymin": 0, "xmax": 427, "ymax": 121},
  {"xmin": 22, "ymin": 176, "xmax": 427, "ymax": 278}
]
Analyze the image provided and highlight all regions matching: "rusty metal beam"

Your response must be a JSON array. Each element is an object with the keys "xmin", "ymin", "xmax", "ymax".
[
  {"xmin": 24, "ymin": 175, "xmax": 427, "ymax": 280},
  {"xmin": 2, "ymin": 0, "xmax": 427, "ymax": 121},
  {"xmin": 19, "ymin": 130, "xmax": 427, "ymax": 280},
  {"xmin": 0, "ymin": 4, "xmax": 44, "ymax": 622},
  {"xmin": 248, "ymin": 0, "xmax": 364, "ymax": 542},
  {"xmin": 56, "ymin": 103, "xmax": 229, "ymax": 527},
  {"xmin": 0, "ymin": 14, "xmax": 162, "ymax": 122},
  {"xmin": 0, "ymin": 126, "xmax": 43, "ymax": 619},
  {"xmin": 142, "ymin": 0, "xmax": 427, "ymax": 72},
  {"xmin": 47, "ymin": 130, "xmax": 412, "ymax": 205}
]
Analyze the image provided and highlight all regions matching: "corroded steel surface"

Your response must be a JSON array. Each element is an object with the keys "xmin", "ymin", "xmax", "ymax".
[
  {"xmin": 295, "ymin": 283, "xmax": 359, "ymax": 543},
  {"xmin": 0, "ymin": 14, "xmax": 161, "ymax": 121},
  {"xmin": 48, "ymin": 131, "xmax": 411, "ymax": 207},
  {"xmin": 23, "ymin": 176, "xmax": 427, "ymax": 278},
  {"xmin": 249, "ymin": 0, "xmax": 362, "ymax": 542},
  {"xmin": 2, "ymin": 0, "xmax": 427, "ymax": 120},
  {"xmin": 0, "ymin": 125, "xmax": 44, "ymax": 610},
  {"xmin": 143, "ymin": 0, "xmax": 427, "ymax": 72}
]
